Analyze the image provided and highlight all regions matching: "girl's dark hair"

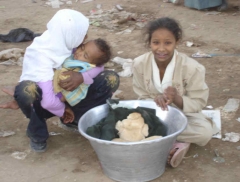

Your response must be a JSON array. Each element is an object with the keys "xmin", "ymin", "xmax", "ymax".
[
  {"xmin": 94, "ymin": 38, "xmax": 112, "ymax": 66},
  {"xmin": 145, "ymin": 17, "xmax": 182, "ymax": 44}
]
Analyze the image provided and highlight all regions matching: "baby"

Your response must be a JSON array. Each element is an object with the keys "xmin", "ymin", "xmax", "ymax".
[{"xmin": 54, "ymin": 38, "xmax": 111, "ymax": 106}]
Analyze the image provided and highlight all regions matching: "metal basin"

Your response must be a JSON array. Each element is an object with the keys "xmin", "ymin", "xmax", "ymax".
[{"xmin": 78, "ymin": 100, "xmax": 187, "ymax": 182}]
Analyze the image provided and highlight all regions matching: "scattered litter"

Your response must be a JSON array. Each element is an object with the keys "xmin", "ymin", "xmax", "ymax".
[
  {"xmin": 206, "ymin": 105, "xmax": 213, "ymax": 109},
  {"xmin": 183, "ymin": 153, "xmax": 198, "ymax": 159},
  {"xmin": 186, "ymin": 41, "xmax": 194, "ymax": 47},
  {"xmin": 112, "ymin": 57, "xmax": 133, "ymax": 77},
  {"xmin": 11, "ymin": 151, "xmax": 28, "ymax": 160},
  {"xmin": 90, "ymin": 20, "xmax": 100, "ymax": 27},
  {"xmin": 104, "ymin": 61, "xmax": 114, "ymax": 68},
  {"xmin": 222, "ymin": 132, "xmax": 240, "ymax": 142},
  {"xmin": 96, "ymin": 4, "xmax": 101, "ymax": 9},
  {"xmin": 236, "ymin": 118, "xmax": 240, "ymax": 122},
  {"xmin": 135, "ymin": 22, "xmax": 147, "ymax": 28},
  {"xmin": 106, "ymin": 69, "xmax": 115, "ymax": 71},
  {"xmin": 210, "ymin": 53, "xmax": 240, "ymax": 57},
  {"xmin": 86, "ymin": 8, "xmax": 150, "ymax": 32},
  {"xmin": 117, "ymin": 51, "xmax": 124, "ymax": 54},
  {"xmin": 236, "ymin": 146, "xmax": 240, "ymax": 150},
  {"xmin": 217, "ymin": 69, "xmax": 222, "ymax": 72},
  {"xmin": 205, "ymin": 11, "xmax": 221, "ymax": 15},
  {"xmin": 49, "ymin": 132, "xmax": 62, "ymax": 136},
  {"xmin": 0, "ymin": 48, "xmax": 24, "ymax": 66},
  {"xmin": 45, "ymin": 0, "xmax": 65, "ymax": 7},
  {"xmin": 45, "ymin": 0, "xmax": 64, "ymax": 8},
  {"xmin": 0, "ymin": 131, "xmax": 15, "ymax": 137},
  {"xmin": 81, "ymin": 0, "xmax": 93, "ymax": 3},
  {"xmin": 0, "ymin": 6, "xmax": 5, "ymax": 8},
  {"xmin": 116, "ymin": 28, "xmax": 134, "ymax": 35},
  {"xmin": 89, "ymin": 9, "xmax": 103, "ymax": 16},
  {"xmin": 118, "ymin": 65, "xmax": 133, "ymax": 77},
  {"xmin": 112, "ymin": 57, "xmax": 131, "ymax": 65},
  {"xmin": 213, "ymin": 149, "xmax": 225, "ymax": 163},
  {"xmin": 223, "ymin": 89, "xmax": 230, "ymax": 92},
  {"xmin": 193, "ymin": 153, "xmax": 198, "ymax": 158},
  {"xmin": 192, "ymin": 51, "xmax": 211, "ymax": 58},
  {"xmin": 216, "ymin": 106, "xmax": 236, "ymax": 120},
  {"xmin": 66, "ymin": 1, "xmax": 72, "ymax": 5},
  {"xmin": 189, "ymin": 24, "xmax": 200, "ymax": 30},
  {"xmin": 0, "ymin": 57, "xmax": 23, "ymax": 66},
  {"xmin": 223, "ymin": 98, "xmax": 240, "ymax": 112},
  {"xmin": 51, "ymin": 0, "xmax": 60, "ymax": 8},
  {"xmin": 202, "ymin": 110, "xmax": 221, "ymax": 139},
  {"xmin": 117, "ymin": 17, "xmax": 132, "ymax": 24},
  {"xmin": 45, "ymin": 1, "xmax": 51, "ymax": 6},
  {"xmin": 115, "ymin": 4, "xmax": 123, "ymax": 11},
  {"xmin": 0, "ymin": 28, "xmax": 41, "ymax": 43}
]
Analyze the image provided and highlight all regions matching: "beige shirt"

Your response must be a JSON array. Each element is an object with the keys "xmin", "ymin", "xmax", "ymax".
[
  {"xmin": 132, "ymin": 51, "xmax": 209, "ymax": 113},
  {"xmin": 152, "ymin": 50, "xmax": 176, "ymax": 93}
]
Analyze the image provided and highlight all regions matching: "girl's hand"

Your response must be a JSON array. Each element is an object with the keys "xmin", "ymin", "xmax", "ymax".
[
  {"xmin": 163, "ymin": 86, "xmax": 178, "ymax": 105},
  {"xmin": 154, "ymin": 94, "xmax": 169, "ymax": 111},
  {"xmin": 154, "ymin": 86, "xmax": 178, "ymax": 111},
  {"xmin": 59, "ymin": 71, "xmax": 83, "ymax": 91}
]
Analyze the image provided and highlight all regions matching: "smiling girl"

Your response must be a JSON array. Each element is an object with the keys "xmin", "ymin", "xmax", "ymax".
[{"xmin": 133, "ymin": 17, "xmax": 214, "ymax": 168}]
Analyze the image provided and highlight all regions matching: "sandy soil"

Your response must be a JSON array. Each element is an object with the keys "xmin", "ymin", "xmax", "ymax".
[{"xmin": 1, "ymin": 0, "xmax": 240, "ymax": 182}]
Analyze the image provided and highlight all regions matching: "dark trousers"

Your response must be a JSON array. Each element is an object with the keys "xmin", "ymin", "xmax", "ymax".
[{"xmin": 14, "ymin": 70, "xmax": 119, "ymax": 143}]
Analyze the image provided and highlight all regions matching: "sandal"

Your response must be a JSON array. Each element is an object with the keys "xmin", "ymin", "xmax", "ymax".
[{"xmin": 169, "ymin": 142, "xmax": 190, "ymax": 168}]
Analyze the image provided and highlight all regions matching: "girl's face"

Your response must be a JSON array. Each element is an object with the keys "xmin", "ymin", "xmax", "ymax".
[{"xmin": 150, "ymin": 28, "xmax": 178, "ymax": 65}]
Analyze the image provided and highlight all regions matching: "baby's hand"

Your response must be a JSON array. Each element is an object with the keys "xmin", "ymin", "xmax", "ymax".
[{"xmin": 62, "ymin": 105, "xmax": 74, "ymax": 123}]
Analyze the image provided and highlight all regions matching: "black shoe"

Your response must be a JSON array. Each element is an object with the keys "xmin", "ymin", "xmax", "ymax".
[
  {"xmin": 60, "ymin": 118, "xmax": 78, "ymax": 129},
  {"xmin": 63, "ymin": 122, "xmax": 78, "ymax": 129},
  {"xmin": 30, "ymin": 140, "xmax": 47, "ymax": 153}
]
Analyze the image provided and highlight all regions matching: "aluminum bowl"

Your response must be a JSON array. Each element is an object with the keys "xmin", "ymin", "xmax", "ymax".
[{"xmin": 78, "ymin": 100, "xmax": 187, "ymax": 182}]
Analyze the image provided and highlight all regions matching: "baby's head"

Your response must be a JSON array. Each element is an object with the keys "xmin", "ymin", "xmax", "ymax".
[{"xmin": 74, "ymin": 38, "xmax": 111, "ymax": 66}]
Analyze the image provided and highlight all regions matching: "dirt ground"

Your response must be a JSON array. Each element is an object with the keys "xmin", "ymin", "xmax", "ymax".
[{"xmin": 1, "ymin": 0, "xmax": 240, "ymax": 182}]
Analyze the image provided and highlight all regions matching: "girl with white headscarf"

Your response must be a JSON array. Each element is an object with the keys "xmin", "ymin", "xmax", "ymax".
[
  {"xmin": 11, "ymin": 9, "xmax": 89, "ymax": 152},
  {"xmin": 19, "ymin": 9, "xmax": 90, "ymax": 118},
  {"xmin": 9, "ymin": 9, "xmax": 120, "ymax": 152}
]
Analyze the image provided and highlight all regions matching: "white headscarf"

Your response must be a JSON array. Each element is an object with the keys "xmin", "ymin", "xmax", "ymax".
[{"xmin": 20, "ymin": 9, "xmax": 89, "ymax": 82}]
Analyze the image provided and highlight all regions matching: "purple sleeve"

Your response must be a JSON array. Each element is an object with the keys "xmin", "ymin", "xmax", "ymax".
[
  {"xmin": 37, "ymin": 81, "xmax": 65, "ymax": 117},
  {"xmin": 82, "ymin": 66, "xmax": 104, "ymax": 84}
]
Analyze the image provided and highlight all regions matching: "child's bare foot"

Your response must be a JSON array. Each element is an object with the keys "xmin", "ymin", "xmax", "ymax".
[
  {"xmin": 2, "ymin": 86, "xmax": 15, "ymax": 96},
  {"xmin": 0, "ymin": 100, "xmax": 19, "ymax": 109}
]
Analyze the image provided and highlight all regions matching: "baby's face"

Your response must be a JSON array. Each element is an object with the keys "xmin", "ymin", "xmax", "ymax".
[{"xmin": 74, "ymin": 41, "xmax": 103, "ymax": 65}]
